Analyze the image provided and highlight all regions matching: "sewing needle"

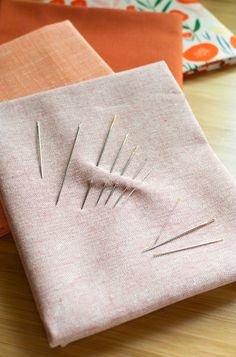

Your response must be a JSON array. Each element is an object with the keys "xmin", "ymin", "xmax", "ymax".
[
  {"xmin": 82, "ymin": 115, "xmax": 117, "ymax": 209},
  {"xmin": 153, "ymin": 199, "xmax": 180, "ymax": 245},
  {"xmin": 110, "ymin": 134, "xmax": 129, "ymax": 173},
  {"xmin": 96, "ymin": 115, "xmax": 116, "ymax": 167},
  {"xmin": 36, "ymin": 121, "xmax": 43, "ymax": 179},
  {"xmin": 142, "ymin": 218, "xmax": 216, "ymax": 253},
  {"xmin": 81, "ymin": 180, "xmax": 92, "ymax": 210},
  {"xmin": 95, "ymin": 183, "xmax": 107, "ymax": 206},
  {"xmin": 153, "ymin": 238, "xmax": 223, "ymax": 257},
  {"xmin": 132, "ymin": 158, "xmax": 148, "ymax": 180},
  {"xmin": 104, "ymin": 145, "xmax": 138, "ymax": 205},
  {"xmin": 95, "ymin": 133, "xmax": 128, "ymax": 206},
  {"xmin": 56, "ymin": 123, "xmax": 82, "ymax": 205},
  {"xmin": 112, "ymin": 159, "xmax": 148, "ymax": 208},
  {"xmin": 120, "ymin": 145, "xmax": 138, "ymax": 176},
  {"xmin": 120, "ymin": 168, "xmax": 153, "ymax": 207}
]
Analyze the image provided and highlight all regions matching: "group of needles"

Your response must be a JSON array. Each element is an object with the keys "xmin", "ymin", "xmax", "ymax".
[
  {"xmin": 36, "ymin": 116, "xmax": 152, "ymax": 209},
  {"xmin": 36, "ymin": 118, "xmax": 223, "ymax": 258},
  {"xmin": 142, "ymin": 199, "xmax": 223, "ymax": 257}
]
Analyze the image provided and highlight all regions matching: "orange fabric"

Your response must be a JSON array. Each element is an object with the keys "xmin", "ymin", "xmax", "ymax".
[
  {"xmin": 0, "ymin": 20, "xmax": 113, "ymax": 236},
  {"xmin": 0, "ymin": 0, "xmax": 183, "ymax": 85}
]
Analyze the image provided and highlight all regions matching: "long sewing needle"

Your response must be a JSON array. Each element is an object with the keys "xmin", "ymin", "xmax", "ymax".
[
  {"xmin": 95, "ymin": 134, "xmax": 128, "ymax": 206},
  {"xmin": 95, "ymin": 183, "xmax": 107, "ymax": 206},
  {"xmin": 112, "ymin": 159, "xmax": 147, "ymax": 208},
  {"xmin": 56, "ymin": 123, "xmax": 81, "ymax": 205},
  {"xmin": 104, "ymin": 146, "xmax": 138, "ymax": 205},
  {"xmin": 153, "ymin": 199, "xmax": 180, "ymax": 245},
  {"xmin": 96, "ymin": 115, "xmax": 116, "ymax": 167},
  {"xmin": 36, "ymin": 121, "xmax": 43, "ymax": 179},
  {"xmin": 82, "ymin": 115, "xmax": 117, "ymax": 209},
  {"xmin": 120, "ymin": 146, "xmax": 138, "ymax": 176},
  {"xmin": 110, "ymin": 134, "xmax": 129, "ymax": 173},
  {"xmin": 81, "ymin": 180, "xmax": 92, "ymax": 210},
  {"xmin": 153, "ymin": 238, "xmax": 223, "ymax": 258},
  {"xmin": 142, "ymin": 218, "xmax": 216, "ymax": 253}
]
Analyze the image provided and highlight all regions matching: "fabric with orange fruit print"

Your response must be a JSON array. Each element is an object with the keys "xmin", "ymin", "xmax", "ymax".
[{"xmin": 48, "ymin": 0, "xmax": 236, "ymax": 77}]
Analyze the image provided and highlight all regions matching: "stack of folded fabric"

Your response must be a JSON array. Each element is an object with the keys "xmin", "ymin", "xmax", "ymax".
[
  {"xmin": 46, "ymin": 0, "xmax": 236, "ymax": 76},
  {"xmin": 0, "ymin": 0, "xmax": 183, "ymax": 236},
  {"xmin": 0, "ymin": 0, "xmax": 235, "ymax": 349},
  {"xmin": 0, "ymin": 0, "xmax": 183, "ymax": 84}
]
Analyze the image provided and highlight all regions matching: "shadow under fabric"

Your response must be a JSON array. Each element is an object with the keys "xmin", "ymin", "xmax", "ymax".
[
  {"xmin": 0, "ymin": 20, "xmax": 113, "ymax": 237},
  {"xmin": 0, "ymin": 0, "xmax": 183, "ymax": 86},
  {"xmin": 0, "ymin": 62, "xmax": 236, "ymax": 347}
]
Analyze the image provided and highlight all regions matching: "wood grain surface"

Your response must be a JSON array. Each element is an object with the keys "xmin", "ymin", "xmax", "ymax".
[{"xmin": 0, "ymin": 1, "xmax": 236, "ymax": 356}]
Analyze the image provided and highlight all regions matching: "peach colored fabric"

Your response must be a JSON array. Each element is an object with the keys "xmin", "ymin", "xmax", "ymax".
[
  {"xmin": 0, "ymin": 62, "xmax": 235, "ymax": 347},
  {"xmin": 0, "ymin": 0, "xmax": 183, "ymax": 85},
  {"xmin": 0, "ymin": 20, "xmax": 113, "ymax": 236}
]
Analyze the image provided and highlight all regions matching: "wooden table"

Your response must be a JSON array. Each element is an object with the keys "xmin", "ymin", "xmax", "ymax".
[{"xmin": 1, "ymin": 1, "xmax": 236, "ymax": 356}]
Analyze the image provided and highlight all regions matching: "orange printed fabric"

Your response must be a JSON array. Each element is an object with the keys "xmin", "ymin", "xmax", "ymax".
[
  {"xmin": 0, "ymin": 0, "xmax": 183, "ymax": 85},
  {"xmin": 47, "ymin": 0, "xmax": 236, "ymax": 76},
  {"xmin": 0, "ymin": 20, "xmax": 113, "ymax": 237}
]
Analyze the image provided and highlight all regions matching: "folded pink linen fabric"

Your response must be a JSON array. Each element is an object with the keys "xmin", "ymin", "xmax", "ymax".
[{"xmin": 0, "ymin": 62, "xmax": 235, "ymax": 347}]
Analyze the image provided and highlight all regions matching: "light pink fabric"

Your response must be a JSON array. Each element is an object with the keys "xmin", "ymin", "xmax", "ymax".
[{"xmin": 0, "ymin": 62, "xmax": 235, "ymax": 347}]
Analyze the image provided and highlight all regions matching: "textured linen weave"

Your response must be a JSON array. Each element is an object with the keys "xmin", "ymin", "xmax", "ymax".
[{"xmin": 0, "ymin": 62, "xmax": 235, "ymax": 347}]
